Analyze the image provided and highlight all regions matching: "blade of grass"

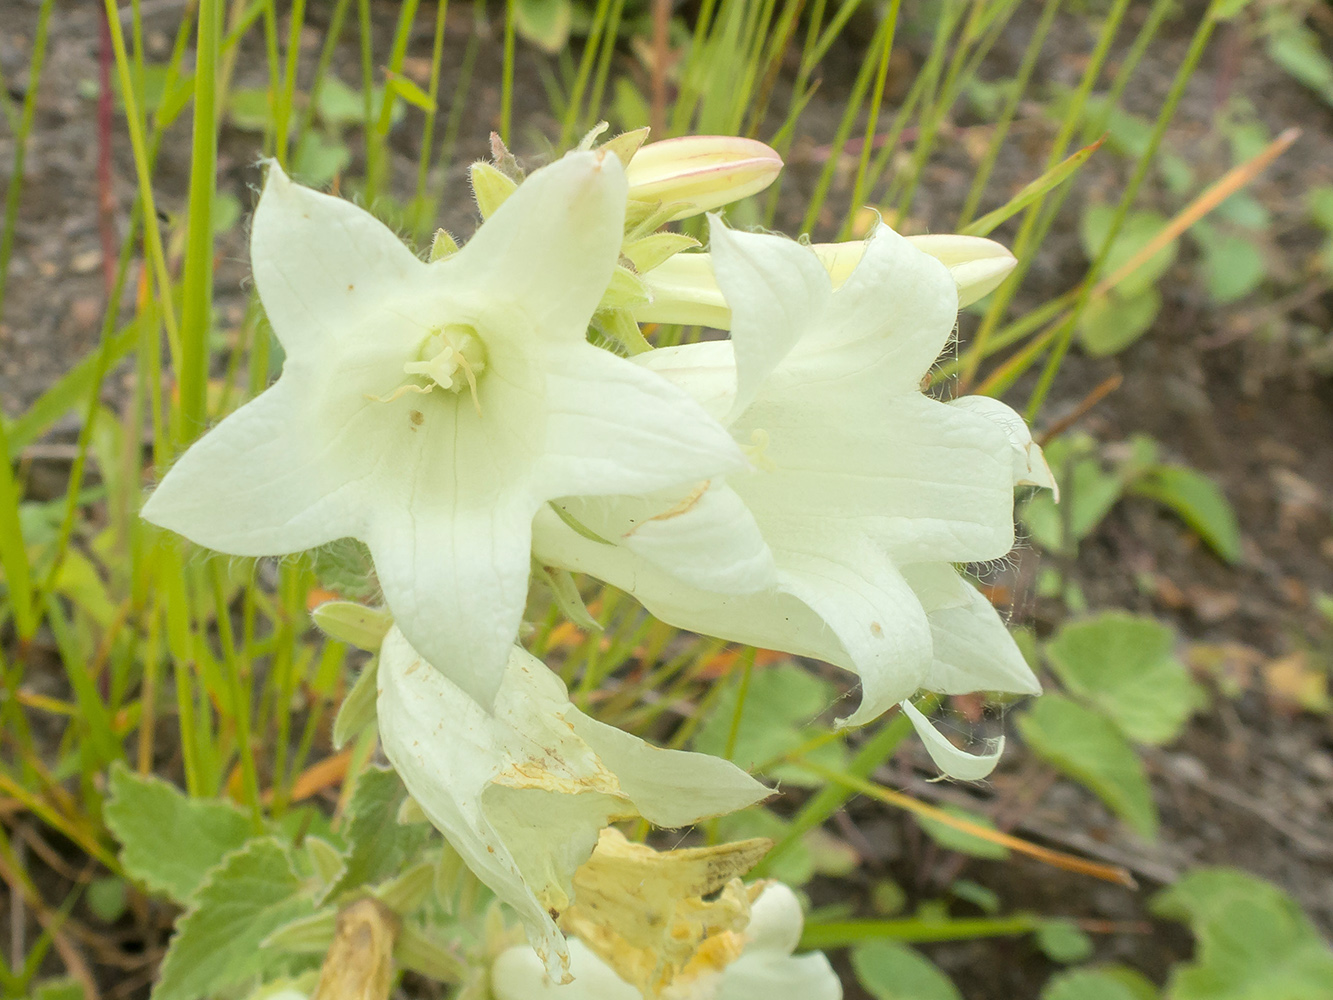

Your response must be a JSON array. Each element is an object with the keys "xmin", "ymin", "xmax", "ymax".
[
  {"xmin": 962, "ymin": 137, "xmax": 1103, "ymax": 238},
  {"xmin": 794, "ymin": 761, "xmax": 1136, "ymax": 887},
  {"xmin": 802, "ymin": 914, "xmax": 1043, "ymax": 949}
]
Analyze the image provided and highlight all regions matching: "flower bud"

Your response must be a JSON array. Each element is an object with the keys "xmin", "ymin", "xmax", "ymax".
[
  {"xmin": 636, "ymin": 230, "xmax": 1016, "ymax": 327},
  {"xmin": 904, "ymin": 233, "xmax": 1017, "ymax": 306},
  {"xmin": 626, "ymin": 135, "xmax": 783, "ymax": 220}
]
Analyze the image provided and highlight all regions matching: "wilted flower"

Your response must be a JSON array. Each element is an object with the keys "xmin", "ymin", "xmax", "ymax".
[
  {"xmin": 375, "ymin": 627, "xmax": 770, "ymax": 980},
  {"xmin": 534, "ymin": 219, "xmax": 1054, "ymax": 776},
  {"xmin": 625, "ymin": 136, "xmax": 784, "ymax": 220},
  {"xmin": 141, "ymin": 152, "xmax": 744, "ymax": 705},
  {"xmin": 635, "ymin": 232, "xmax": 1017, "ymax": 328},
  {"xmin": 491, "ymin": 876, "xmax": 840, "ymax": 1000}
]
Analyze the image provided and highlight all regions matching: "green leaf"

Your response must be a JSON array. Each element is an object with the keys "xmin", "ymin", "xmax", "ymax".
[
  {"xmin": 1041, "ymin": 968, "xmax": 1154, "ymax": 1000},
  {"xmin": 852, "ymin": 941, "xmax": 962, "ymax": 1000},
  {"xmin": 1266, "ymin": 16, "xmax": 1333, "ymax": 104},
  {"xmin": 916, "ymin": 806, "xmax": 1010, "ymax": 861},
  {"xmin": 1308, "ymin": 186, "xmax": 1333, "ymax": 231},
  {"xmin": 323, "ymin": 768, "xmax": 431, "ymax": 902},
  {"xmin": 513, "ymin": 0, "xmax": 573, "ymax": 52},
  {"xmin": 1195, "ymin": 226, "xmax": 1266, "ymax": 304},
  {"xmin": 1078, "ymin": 287, "xmax": 1161, "ymax": 357},
  {"xmin": 293, "ymin": 130, "xmax": 351, "ymax": 188},
  {"xmin": 153, "ymin": 839, "xmax": 316, "ymax": 1000},
  {"xmin": 692, "ymin": 663, "xmax": 846, "ymax": 787},
  {"xmin": 1017, "ymin": 696, "xmax": 1158, "ymax": 839},
  {"xmin": 86, "ymin": 877, "xmax": 129, "ymax": 923},
  {"xmin": 1045, "ymin": 612, "xmax": 1199, "ymax": 745},
  {"xmin": 1035, "ymin": 920, "xmax": 1094, "ymax": 964},
  {"xmin": 1129, "ymin": 464, "xmax": 1243, "ymax": 564},
  {"xmin": 1080, "ymin": 206, "xmax": 1179, "ymax": 297},
  {"xmin": 105, "ymin": 764, "xmax": 254, "ymax": 904},
  {"xmin": 1152, "ymin": 868, "xmax": 1333, "ymax": 1000},
  {"xmin": 1021, "ymin": 436, "xmax": 1126, "ymax": 552}
]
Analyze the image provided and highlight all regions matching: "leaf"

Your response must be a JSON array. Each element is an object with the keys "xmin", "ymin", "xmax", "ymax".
[
  {"xmin": 323, "ymin": 768, "xmax": 431, "ymax": 901},
  {"xmin": 1079, "ymin": 206, "xmax": 1178, "ymax": 297},
  {"xmin": 1035, "ymin": 920, "xmax": 1094, "ymax": 964},
  {"xmin": 1017, "ymin": 696, "xmax": 1158, "ymax": 839},
  {"xmin": 1196, "ymin": 227, "xmax": 1266, "ymax": 304},
  {"xmin": 1078, "ymin": 287, "xmax": 1161, "ymax": 356},
  {"xmin": 1151, "ymin": 868, "xmax": 1333, "ymax": 1000},
  {"xmin": 1041, "ymin": 968, "xmax": 1153, "ymax": 1000},
  {"xmin": 513, "ymin": 0, "xmax": 573, "ymax": 52},
  {"xmin": 852, "ymin": 941, "xmax": 962, "ymax": 1000},
  {"xmin": 105, "ymin": 764, "xmax": 254, "ymax": 904},
  {"xmin": 1129, "ymin": 464, "xmax": 1243, "ymax": 564},
  {"xmin": 916, "ymin": 806, "xmax": 1010, "ymax": 861},
  {"xmin": 692, "ymin": 663, "xmax": 846, "ymax": 787},
  {"xmin": 1021, "ymin": 436, "xmax": 1125, "ymax": 552},
  {"xmin": 153, "ymin": 839, "xmax": 316, "ymax": 1000},
  {"xmin": 1045, "ymin": 612, "xmax": 1199, "ymax": 745}
]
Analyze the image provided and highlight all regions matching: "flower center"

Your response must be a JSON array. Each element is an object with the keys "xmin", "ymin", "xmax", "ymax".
[
  {"xmin": 403, "ymin": 325, "xmax": 488, "ymax": 394},
  {"xmin": 367, "ymin": 324, "xmax": 489, "ymax": 414}
]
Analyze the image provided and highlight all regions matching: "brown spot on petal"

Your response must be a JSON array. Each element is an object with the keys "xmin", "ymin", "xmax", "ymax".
[{"xmin": 870, "ymin": 622, "xmax": 883, "ymax": 637}]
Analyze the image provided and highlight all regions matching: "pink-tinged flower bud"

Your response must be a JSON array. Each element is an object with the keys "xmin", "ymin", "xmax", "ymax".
[{"xmin": 626, "ymin": 136, "xmax": 783, "ymax": 220}]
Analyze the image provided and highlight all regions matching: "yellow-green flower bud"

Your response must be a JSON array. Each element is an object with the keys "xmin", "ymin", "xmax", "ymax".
[{"xmin": 625, "ymin": 135, "xmax": 783, "ymax": 220}]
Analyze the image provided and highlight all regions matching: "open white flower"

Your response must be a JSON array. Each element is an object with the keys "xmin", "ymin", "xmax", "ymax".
[
  {"xmin": 376, "ymin": 626, "xmax": 770, "ymax": 980},
  {"xmin": 491, "ymin": 882, "xmax": 840, "ymax": 1000},
  {"xmin": 534, "ymin": 219, "xmax": 1054, "ymax": 775},
  {"xmin": 141, "ymin": 152, "xmax": 744, "ymax": 705}
]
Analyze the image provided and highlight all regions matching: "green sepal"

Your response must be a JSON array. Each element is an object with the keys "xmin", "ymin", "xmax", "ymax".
[
  {"xmin": 532, "ymin": 559, "xmax": 602, "ymax": 632},
  {"xmin": 623, "ymin": 232, "xmax": 701, "ymax": 272},
  {"xmin": 332, "ymin": 657, "xmax": 379, "ymax": 751},
  {"xmin": 311, "ymin": 601, "xmax": 392, "ymax": 651},
  {"xmin": 470, "ymin": 161, "xmax": 518, "ymax": 218}
]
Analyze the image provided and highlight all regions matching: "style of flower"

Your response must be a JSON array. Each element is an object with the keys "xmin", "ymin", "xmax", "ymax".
[
  {"xmin": 141, "ymin": 152, "xmax": 744, "ymax": 705},
  {"xmin": 375, "ymin": 626, "xmax": 770, "ymax": 981},
  {"xmin": 533, "ymin": 219, "xmax": 1054, "ymax": 776},
  {"xmin": 490, "ymin": 880, "xmax": 841, "ymax": 1000}
]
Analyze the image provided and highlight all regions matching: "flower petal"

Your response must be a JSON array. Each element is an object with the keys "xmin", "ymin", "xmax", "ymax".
[
  {"xmin": 492, "ymin": 940, "xmax": 638, "ymax": 1000},
  {"xmin": 949, "ymin": 395, "xmax": 1057, "ymax": 494},
  {"xmin": 637, "ymin": 339, "xmax": 738, "ymax": 424},
  {"xmin": 367, "ymin": 494, "xmax": 535, "ymax": 708},
  {"xmin": 533, "ymin": 342, "xmax": 746, "ymax": 500},
  {"xmin": 376, "ymin": 631, "xmax": 574, "ymax": 978},
  {"xmin": 621, "ymin": 482, "xmax": 777, "ymax": 595},
  {"xmin": 141, "ymin": 373, "xmax": 368, "ymax": 553},
  {"xmin": 904, "ymin": 564, "xmax": 1041, "ymax": 696},
  {"xmin": 901, "ymin": 700, "xmax": 1004, "ymax": 781},
  {"xmin": 250, "ymin": 162, "xmax": 425, "ymax": 359},
  {"xmin": 445, "ymin": 150, "xmax": 627, "ymax": 343},
  {"xmin": 735, "ymin": 391, "xmax": 1019, "ymax": 564},
  {"xmin": 568, "ymin": 709, "xmax": 770, "ymax": 828},
  {"xmin": 707, "ymin": 217, "xmax": 833, "ymax": 417},
  {"xmin": 742, "ymin": 883, "xmax": 805, "ymax": 955},
  {"xmin": 532, "ymin": 506, "xmax": 845, "ymax": 666},
  {"xmin": 802, "ymin": 223, "xmax": 959, "ymax": 390},
  {"xmin": 777, "ymin": 549, "xmax": 933, "ymax": 727},
  {"xmin": 723, "ymin": 952, "xmax": 844, "ymax": 1000}
]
